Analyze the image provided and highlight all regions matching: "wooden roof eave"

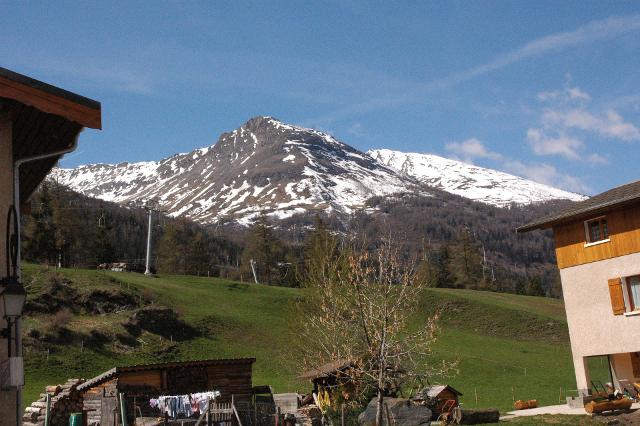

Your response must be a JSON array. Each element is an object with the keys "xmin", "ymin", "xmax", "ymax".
[
  {"xmin": 0, "ymin": 67, "xmax": 101, "ymax": 130},
  {"xmin": 517, "ymin": 197, "xmax": 640, "ymax": 233}
]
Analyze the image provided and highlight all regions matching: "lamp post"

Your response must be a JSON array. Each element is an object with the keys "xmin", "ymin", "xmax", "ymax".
[{"xmin": 0, "ymin": 277, "xmax": 27, "ymax": 357}]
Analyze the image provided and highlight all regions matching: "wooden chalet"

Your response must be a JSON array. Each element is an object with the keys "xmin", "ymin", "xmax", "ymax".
[{"xmin": 78, "ymin": 358, "xmax": 255, "ymax": 425}]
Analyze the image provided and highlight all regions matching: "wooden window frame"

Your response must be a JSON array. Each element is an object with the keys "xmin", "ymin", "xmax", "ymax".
[
  {"xmin": 626, "ymin": 275, "xmax": 640, "ymax": 312},
  {"xmin": 584, "ymin": 216, "xmax": 610, "ymax": 245}
]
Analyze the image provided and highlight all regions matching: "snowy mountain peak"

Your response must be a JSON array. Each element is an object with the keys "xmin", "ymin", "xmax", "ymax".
[
  {"xmin": 51, "ymin": 119, "xmax": 414, "ymax": 225},
  {"xmin": 50, "ymin": 118, "xmax": 586, "ymax": 226},
  {"xmin": 369, "ymin": 148, "xmax": 586, "ymax": 207}
]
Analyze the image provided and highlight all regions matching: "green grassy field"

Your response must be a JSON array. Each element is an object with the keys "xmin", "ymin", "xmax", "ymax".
[{"xmin": 21, "ymin": 265, "xmax": 608, "ymax": 415}]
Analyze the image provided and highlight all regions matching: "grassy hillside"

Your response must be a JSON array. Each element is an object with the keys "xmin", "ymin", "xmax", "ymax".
[{"xmin": 21, "ymin": 265, "xmax": 606, "ymax": 413}]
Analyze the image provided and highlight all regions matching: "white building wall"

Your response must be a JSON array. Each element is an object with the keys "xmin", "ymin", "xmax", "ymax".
[{"xmin": 560, "ymin": 251, "xmax": 640, "ymax": 392}]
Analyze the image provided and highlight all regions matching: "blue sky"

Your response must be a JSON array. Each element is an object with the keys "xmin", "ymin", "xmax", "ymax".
[{"xmin": 2, "ymin": 1, "xmax": 640, "ymax": 195}]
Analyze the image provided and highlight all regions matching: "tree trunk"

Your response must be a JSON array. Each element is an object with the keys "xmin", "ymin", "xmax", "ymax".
[{"xmin": 375, "ymin": 389, "xmax": 384, "ymax": 426}]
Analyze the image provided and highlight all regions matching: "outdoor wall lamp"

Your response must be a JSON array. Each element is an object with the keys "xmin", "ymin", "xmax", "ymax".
[{"xmin": 0, "ymin": 276, "xmax": 26, "ymax": 357}]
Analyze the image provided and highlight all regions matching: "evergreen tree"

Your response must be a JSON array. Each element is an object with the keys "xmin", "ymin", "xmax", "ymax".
[
  {"xmin": 241, "ymin": 213, "xmax": 283, "ymax": 284},
  {"xmin": 93, "ymin": 204, "xmax": 116, "ymax": 265},
  {"xmin": 156, "ymin": 223, "xmax": 182, "ymax": 273},
  {"xmin": 301, "ymin": 215, "xmax": 340, "ymax": 283},
  {"xmin": 23, "ymin": 182, "xmax": 58, "ymax": 264},
  {"xmin": 188, "ymin": 230, "xmax": 209, "ymax": 275},
  {"xmin": 448, "ymin": 227, "xmax": 485, "ymax": 289}
]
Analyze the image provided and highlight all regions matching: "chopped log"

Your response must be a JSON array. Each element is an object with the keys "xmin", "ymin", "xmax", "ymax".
[
  {"xmin": 514, "ymin": 399, "xmax": 538, "ymax": 410},
  {"xmin": 452, "ymin": 407, "xmax": 500, "ymax": 424},
  {"xmin": 584, "ymin": 398, "xmax": 633, "ymax": 414}
]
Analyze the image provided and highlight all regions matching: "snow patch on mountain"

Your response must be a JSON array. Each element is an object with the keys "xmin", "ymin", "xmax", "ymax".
[
  {"xmin": 368, "ymin": 148, "xmax": 586, "ymax": 207},
  {"xmin": 51, "ymin": 117, "xmax": 415, "ymax": 225}
]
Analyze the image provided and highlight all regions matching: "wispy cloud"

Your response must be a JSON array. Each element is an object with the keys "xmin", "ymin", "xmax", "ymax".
[
  {"xmin": 503, "ymin": 160, "xmax": 592, "ymax": 194},
  {"xmin": 441, "ymin": 138, "xmax": 591, "ymax": 193},
  {"xmin": 445, "ymin": 138, "xmax": 502, "ymax": 164},
  {"xmin": 537, "ymin": 87, "xmax": 591, "ymax": 103},
  {"xmin": 346, "ymin": 122, "xmax": 366, "ymax": 137},
  {"xmin": 527, "ymin": 83, "xmax": 638, "ymax": 164},
  {"xmin": 527, "ymin": 128, "xmax": 584, "ymax": 160},
  {"xmin": 307, "ymin": 14, "xmax": 640, "ymax": 124},
  {"xmin": 541, "ymin": 108, "xmax": 640, "ymax": 141}
]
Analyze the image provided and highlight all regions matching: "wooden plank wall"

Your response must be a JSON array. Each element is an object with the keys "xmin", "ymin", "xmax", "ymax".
[
  {"xmin": 82, "ymin": 379, "xmax": 117, "ymax": 426},
  {"xmin": 554, "ymin": 203, "xmax": 640, "ymax": 269},
  {"xmin": 118, "ymin": 370, "xmax": 163, "ymax": 389},
  {"xmin": 207, "ymin": 364, "xmax": 253, "ymax": 401}
]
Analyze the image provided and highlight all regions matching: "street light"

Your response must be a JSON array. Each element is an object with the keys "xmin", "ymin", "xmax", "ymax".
[
  {"xmin": 0, "ymin": 277, "xmax": 26, "ymax": 357},
  {"xmin": 1, "ymin": 277, "xmax": 26, "ymax": 319}
]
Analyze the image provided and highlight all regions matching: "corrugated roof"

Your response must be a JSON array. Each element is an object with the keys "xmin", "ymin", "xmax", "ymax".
[
  {"xmin": 517, "ymin": 179, "xmax": 640, "ymax": 232},
  {"xmin": 78, "ymin": 358, "xmax": 256, "ymax": 391}
]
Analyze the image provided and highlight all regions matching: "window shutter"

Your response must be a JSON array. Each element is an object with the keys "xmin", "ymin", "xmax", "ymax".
[
  {"xmin": 631, "ymin": 353, "xmax": 640, "ymax": 378},
  {"xmin": 608, "ymin": 278, "xmax": 626, "ymax": 315}
]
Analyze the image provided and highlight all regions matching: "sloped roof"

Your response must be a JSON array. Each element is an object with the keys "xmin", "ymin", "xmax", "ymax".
[
  {"xmin": 0, "ymin": 66, "xmax": 101, "ymax": 202},
  {"xmin": 414, "ymin": 385, "xmax": 463, "ymax": 400},
  {"xmin": 299, "ymin": 359, "xmax": 356, "ymax": 380},
  {"xmin": 77, "ymin": 358, "xmax": 255, "ymax": 391},
  {"xmin": 517, "ymin": 179, "xmax": 640, "ymax": 232}
]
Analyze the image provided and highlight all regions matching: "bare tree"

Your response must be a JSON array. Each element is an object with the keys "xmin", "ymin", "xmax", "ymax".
[{"xmin": 297, "ymin": 237, "xmax": 455, "ymax": 425}]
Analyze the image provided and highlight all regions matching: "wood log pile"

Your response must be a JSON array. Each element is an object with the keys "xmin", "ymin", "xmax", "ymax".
[{"xmin": 23, "ymin": 378, "xmax": 85, "ymax": 426}]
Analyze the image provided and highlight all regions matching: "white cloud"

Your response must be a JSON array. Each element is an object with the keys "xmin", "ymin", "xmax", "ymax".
[
  {"xmin": 527, "ymin": 83, "xmax": 639, "ymax": 164},
  {"xmin": 441, "ymin": 138, "xmax": 591, "ymax": 194},
  {"xmin": 541, "ymin": 108, "xmax": 640, "ymax": 141},
  {"xmin": 586, "ymin": 153, "xmax": 609, "ymax": 165},
  {"xmin": 444, "ymin": 138, "xmax": 502, "ymax": 163},
  {"xmin": 504, "ymin": 160, "xmax": 591, "ymax": 194},
  {"xmin": 537, "ymin": 86, "xmax": 591, "ymax": 103},
  {"xmin": 526, "ymin": 128, "xmax": 584, "ymax": 160},
  {"xmin": 346, "ymin": 123, "xmax": 365, "ymax": 137}
]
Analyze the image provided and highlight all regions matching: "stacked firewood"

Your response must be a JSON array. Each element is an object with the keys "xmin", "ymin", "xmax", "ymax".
[{"xmin": 23, "ymin": 379, "xmax": 85, "ymax": 426}]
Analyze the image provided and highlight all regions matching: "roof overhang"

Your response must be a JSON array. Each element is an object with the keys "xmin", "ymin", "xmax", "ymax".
[
  {"xmin": 517, "ymin": 180, "xmax": 640, "ymax": 233},
  {"xmin": 0, "ymin": 67, "xmax": 101, "ymax": 129},
  {"xmin": 77, "ymin": 358, "xmax": 256, "ymax": 391},
  {"xmin": 0, "ymin": 67, "xmax": 101, "ymax": 202}
]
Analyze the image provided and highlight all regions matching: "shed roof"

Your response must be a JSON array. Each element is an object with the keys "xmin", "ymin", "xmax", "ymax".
[
  {"xmin": 299, "ymin": 359, "xmax": 356, "ymax": 380},
  {"xmin": 77, "ymin": 358, "xmax": 256, "ymax": 391},
  {"xmin": 517, "ymin": 179, "xmax": 640, "ymax": 232},
  {"xmin": 414, "ymin": 385, "xmax": 463, "ymax": 399}
]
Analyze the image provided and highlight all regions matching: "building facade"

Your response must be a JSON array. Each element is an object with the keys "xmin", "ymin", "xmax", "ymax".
[
  {"xmin": 519, "ymin": 181, "xmax": 640, "ymax": 395},
  {"xmin": 0, "ymin": 67, "xmax": 100, "ymax": 426}
]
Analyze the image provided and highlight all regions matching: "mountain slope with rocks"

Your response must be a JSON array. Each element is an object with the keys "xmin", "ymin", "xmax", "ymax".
[
  {"xmin": 51, "ymin": 116, "xmax": 585, "ymax": 225},
  {"xmin": 51, "ymin": 117, "xmax": 416, "ymax": 225},
  {"xmin": 368, "ymin": 148, "xmax": 587, "ymax": 207}
]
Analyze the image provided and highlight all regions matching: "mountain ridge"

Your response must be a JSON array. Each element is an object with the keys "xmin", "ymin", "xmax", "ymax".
[
  {"xmin": 369, "ymin": 148, "xmax": 587, "ymax": 207},
  {"xmin": 51, "ymin": 116, "xmax": 585, "ymax": 225}
]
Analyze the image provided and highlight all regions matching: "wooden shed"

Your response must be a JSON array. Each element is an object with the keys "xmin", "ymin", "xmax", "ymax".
[
  {"xmin": 78, "ymin": 358, "xmax": 255, "ymax": 425},
  {"xmin": 299, "ymin": 359, "xmax": 359, "ymax": 402},
  {"xmin": 413, "ymin": 385, "xmax": 463, "ymax": 418}
]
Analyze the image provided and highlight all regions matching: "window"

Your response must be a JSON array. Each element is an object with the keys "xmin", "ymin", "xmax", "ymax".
[
  {"xmin": 627, "ymin": 275, "xmax": 640, "ymax": 312},
  {"xmin": 585, "ymin": 217, "xmax": 609, "ymax": 243}
]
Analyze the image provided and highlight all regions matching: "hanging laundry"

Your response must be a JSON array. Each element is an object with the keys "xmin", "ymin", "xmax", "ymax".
[{"xmin": 150, "ymin": 390, "xmax": 221, "ymax": 419}]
